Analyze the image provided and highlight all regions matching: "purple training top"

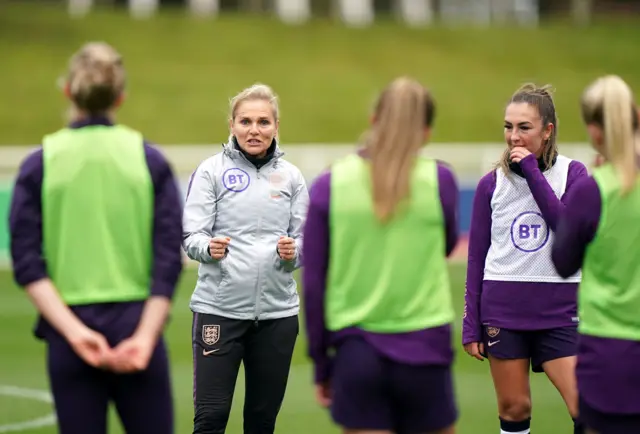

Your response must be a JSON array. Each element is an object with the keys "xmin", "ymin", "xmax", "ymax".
[
  {"xmin": 302, "ymin": 159, "xmax": 459, "ymax": 384},
  {"xmin": 9, "ymin": 117, "xmax": 184, "ymax": 341},
  {"xmin": 552, "ymin": 175, "xmax": 640, "ymax": 415},
  {"xmin": 462, "ymin": 154, "xmax": 588, "ymax": 345}
]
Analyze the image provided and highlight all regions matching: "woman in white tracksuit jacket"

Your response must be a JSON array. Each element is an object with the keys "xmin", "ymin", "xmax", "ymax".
[{"xmin": 183, "ymin": 83, "xmax": 309, "ymax": 434}]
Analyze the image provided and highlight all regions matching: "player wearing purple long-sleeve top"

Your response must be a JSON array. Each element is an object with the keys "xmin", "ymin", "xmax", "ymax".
[
  {"xmin": 9, "ymin": 43, "xmax": 183, "ymax": 434},
  {"xmin": 303, "ymin": 77, "xmax": 459, "ymax": 434},
  {"xmin": 552, "ymin": 75, "xmax": 640, "ymax": 434},
  {"xmin": 462, "ymin": 84, "xmax": 589, "ymax": 434}
]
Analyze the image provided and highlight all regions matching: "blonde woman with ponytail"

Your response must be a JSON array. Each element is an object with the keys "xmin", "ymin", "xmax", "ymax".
[
  {"xmin": 302, "ymin": 77, "xmax": 459, "ymax": 434},
  {"xmin": 552, "ymin": 75, "xmax": 640, "ymax": 434},
  {"xmin": 462, "ymin": 83, "xmax": 589, "ymax": 434}
]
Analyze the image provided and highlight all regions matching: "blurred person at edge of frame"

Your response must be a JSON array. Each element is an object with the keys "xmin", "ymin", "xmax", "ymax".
[{"xmin": 553, "ymin": 75, "xmax": 640, "ymax": 434}]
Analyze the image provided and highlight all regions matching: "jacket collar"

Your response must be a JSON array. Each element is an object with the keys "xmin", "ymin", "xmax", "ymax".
[{"xmin": 222, "ymin": 136, "xmax": 284, "ymax": 167}]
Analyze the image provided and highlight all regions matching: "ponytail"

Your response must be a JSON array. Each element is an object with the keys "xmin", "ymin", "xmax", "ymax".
[
  {"xmin": 581, "ymin": 75, "xmax": 639, "ymax": 195},
  {"xmin": 365, "ymin": 77, "xmax": 435, "ymax": 222},
  {"xmin": 602, "ymin": 79, "xmax": 637, "ymax": 194}
]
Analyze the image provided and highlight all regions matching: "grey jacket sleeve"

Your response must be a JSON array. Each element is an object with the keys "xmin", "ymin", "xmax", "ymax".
[
  {"xmin": 182, "ymin": 160, "xmax": 217, "ymax": 264},
  {"xmin": 279, "ymin": 168, "xmax": 309, "ymax": 272}
]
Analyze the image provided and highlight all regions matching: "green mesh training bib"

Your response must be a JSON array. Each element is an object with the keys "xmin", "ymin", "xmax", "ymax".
[
  {"xmin": 325, "ymin": 153, "xmax": 454, "ymax": 333},
  {"xmin": 579, "ymin": 163, "xmax": 640, "ymax": 340},
  {"xmin": 42, "ymin": 125, "xmax": 153, "ymax": 305}
]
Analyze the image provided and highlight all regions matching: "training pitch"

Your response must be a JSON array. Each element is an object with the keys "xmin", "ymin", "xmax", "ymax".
[{"xmin": 0, "ymin": 262, "xmax": 573, "ymax": 433}]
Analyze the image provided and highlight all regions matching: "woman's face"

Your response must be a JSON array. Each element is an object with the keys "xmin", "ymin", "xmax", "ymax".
[
  {"xmin": 504, "ymin": 102, "xmax": 552, "ymax": 157},
  {"xmin": 230, "ymin": 99, "xmax": 278, "ymax": 158}
]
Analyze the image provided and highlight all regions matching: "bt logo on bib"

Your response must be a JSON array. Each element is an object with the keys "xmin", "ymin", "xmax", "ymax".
[{"xmin": 510, "ymin": 211, "xmax": 549, "ymax": 253}]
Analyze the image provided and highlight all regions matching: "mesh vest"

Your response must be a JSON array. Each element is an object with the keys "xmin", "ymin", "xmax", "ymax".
[
  {"xmin": 579, "ymin": 163, "xmax": 640, "ymax": 341},
  {"xmin": 42, "ymin": 125, "xmax": 153, "ymax": 305},
  {"xmin": 484, "ymin": 155, "xmax": 581, "ymax": 283},
  {"xmin": 325, "ymin": 154, "xmax": 454, "ymax": 333}
]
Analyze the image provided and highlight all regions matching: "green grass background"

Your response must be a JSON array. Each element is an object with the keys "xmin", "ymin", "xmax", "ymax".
[
  {"xmin": 1, "ymin": 3, "xmax": 640, "ymax": 145},
  {"xmin": 0, "ymin": 264, "xmax": 574, "ymax": 433}
]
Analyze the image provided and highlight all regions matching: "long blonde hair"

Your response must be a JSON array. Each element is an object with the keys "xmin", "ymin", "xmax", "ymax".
[
  {"xmin": 65, "ymin": 42, "xmax": 125, "ymax": 116},
  {"xmin": 497, "ymin": 83, "xmax": 558, "ymax": 174},
  {"xmin": 581, "ymin": 75, "xmax": 639, "ymax": 195},
  {"xmin": 363, "ymin": 77, "xmax": 435, "ymax": 222}
]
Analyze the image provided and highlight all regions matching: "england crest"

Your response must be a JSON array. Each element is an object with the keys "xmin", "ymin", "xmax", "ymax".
[
  {"xmin": 202, "ymin": 325, "xmax": 220, "ymax": 346},
  {"xmin": 486, "ymin": 327, "xmax": 500, "ymax": 338}
]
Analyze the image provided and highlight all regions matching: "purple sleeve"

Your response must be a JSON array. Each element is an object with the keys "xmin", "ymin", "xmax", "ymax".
[
  {"xmin": 520, "ymin": 156, "xmax": 589, "ymax": 231},
  {"xmin": 437, "ymin": 162, "xmax": 460, "ymax": 256},
  {"xmin": 144, "ymin": 144, "xmax": 184, "ymax": 299},
  {"xmin": 552, "ymin": 176, "xmax": 601, "ymax": 278},
  {"xmin": 462, "ymin": 171, "xmax": 495, "ymax": 345},
  {"xmin": 301, "ymin": 171, "xmax": 332, "ymax": 384},
  {"xmin": 9, "ymin": 149, "xmax": 47, "ymax": 287}
]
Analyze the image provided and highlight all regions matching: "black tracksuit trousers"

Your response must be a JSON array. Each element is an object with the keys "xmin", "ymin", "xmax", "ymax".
[{"xmin": 192, "ymin": 312, "xmax": 299, "ymax": 434}]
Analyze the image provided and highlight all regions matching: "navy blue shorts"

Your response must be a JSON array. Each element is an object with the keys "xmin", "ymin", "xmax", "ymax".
[
  {"xmin": 330, "ymin": 337, "xmax": 457, "ymax": 433},
  {"xmin": 482, "ymin": 325, "xmax": 578, "ymax": 372},
  {"xmin": 580, "ymin": 397, "xmax": 640, "ymax": 434}
]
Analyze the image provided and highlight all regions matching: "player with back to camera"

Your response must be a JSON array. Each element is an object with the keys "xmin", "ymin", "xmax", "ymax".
[
  {"xmin": 182, "ymin": 83, "xmax": 309, "ymax": 434},
  {"xmin": 462, "ymin": 83, "xmax": 590, "ymax": 434},
  {"xmin": 302, "ymin": 76, "xmax": 460, "ymax": 434},
  {"xmin": 552, "ymin": 75, "xmax": 640, "ymax": 434},
  {"xmin": 8, "ymin": 42, "xmax": 183, "ymax": 434}
]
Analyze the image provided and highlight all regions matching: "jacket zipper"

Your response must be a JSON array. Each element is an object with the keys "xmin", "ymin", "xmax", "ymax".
[
  {"xmin": 231, "ymin": 146, "xmax": 282, "ymax": 325},
  {"xmin": 253, "ymin": 165, "xmax": 263, "ymax": 325}
]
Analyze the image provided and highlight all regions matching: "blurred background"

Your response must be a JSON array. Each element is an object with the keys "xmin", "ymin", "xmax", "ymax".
[{"xmin": 0, "ymin": 0, "xmax": 638, "ymax": 432}]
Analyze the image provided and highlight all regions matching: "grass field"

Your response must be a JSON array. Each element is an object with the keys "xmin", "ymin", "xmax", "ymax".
[
  {"xmin": 0, "ymin": 262, "xmax": 574, "ymax": 433},
  {"xmin": 1, "ymin": 3, "xmax": 640, "ymax": 145}
]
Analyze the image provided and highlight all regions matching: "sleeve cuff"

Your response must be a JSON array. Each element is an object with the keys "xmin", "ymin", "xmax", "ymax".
[
  {"xmin": 462, "ymin": 331, "xmax": 483, "ymax": 345},
  {"xmin": 14, "ymin": 266, "xmax": 48, "ymax": 289},
  {"xmin": 313, "ymin": 356, "xmax": 333, "ymax": 384}
]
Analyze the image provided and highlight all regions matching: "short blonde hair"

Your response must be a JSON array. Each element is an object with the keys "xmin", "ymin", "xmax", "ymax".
[
  {"xmin": 581, "ymin": 75, "xmax": 639, "ymax": 194},
  {"xmin": 229, "ymin": 83, "xmax": 279, "ymax": 121},
  {"xmin": 66, "ymin": 42, "xmax": 125, "ymax": 114}
]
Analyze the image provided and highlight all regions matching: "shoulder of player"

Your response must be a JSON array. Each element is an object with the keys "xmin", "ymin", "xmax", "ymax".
[
  {"xmin": 141, "ymin": 142, "xmax": 174, "ymax": 170},
  {"xmin": 571, "ymin": 174, "xmax": 600, "ymax": 198},
  {"xmin": 567, "ymin": 157, "xmax": 588, "ymax": 174},
  {"xmin": 433, "ymin": 159, "xmax": 455, "ymax": 174},
  {"xmin": 477, "ymin": 169, "xmax": 498, "ymax": 193},
  {"xmin": 15, "ymin": 147, "xmax": 44, "ymax": 186},
  {"xmin": 199, "ymin": 151, "xmax": 228, "ymax": 174},
  {"xmin": 555, "ymin": 154, "xmax": 587, "ymax": 171},
  {"xmin": 275, "ymin": 158, "xmax": 303, "ymax": 176}
]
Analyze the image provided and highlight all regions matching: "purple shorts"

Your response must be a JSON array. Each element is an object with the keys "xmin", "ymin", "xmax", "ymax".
[
  {"xmin": 482, "ymin": 326, "xmax": 578, "ymax": 372},
  {"xmin": 580, "ymin": 397, "xmax": 640, "ymax": 434},
  {"xmin": 330, "ymin": 337, "xmax": 457, "ymax": 433}
]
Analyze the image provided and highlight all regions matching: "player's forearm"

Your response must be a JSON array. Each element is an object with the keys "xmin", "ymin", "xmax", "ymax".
[
  {"xmin": 520, "ymin": 155, "xmax": 563, "ymax": 230},
  {"xmin": 25, "ymin": 278, "xmax": 87, "ymax": 340},
  {"xmin": 134, "ymin": 296, "xmax": 172, "ymax": 342}
]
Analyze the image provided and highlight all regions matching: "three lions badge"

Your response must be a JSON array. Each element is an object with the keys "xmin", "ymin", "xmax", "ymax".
[{"xmin": 202, "ymin": 325, "xmax": 220, "ymax": 346}]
